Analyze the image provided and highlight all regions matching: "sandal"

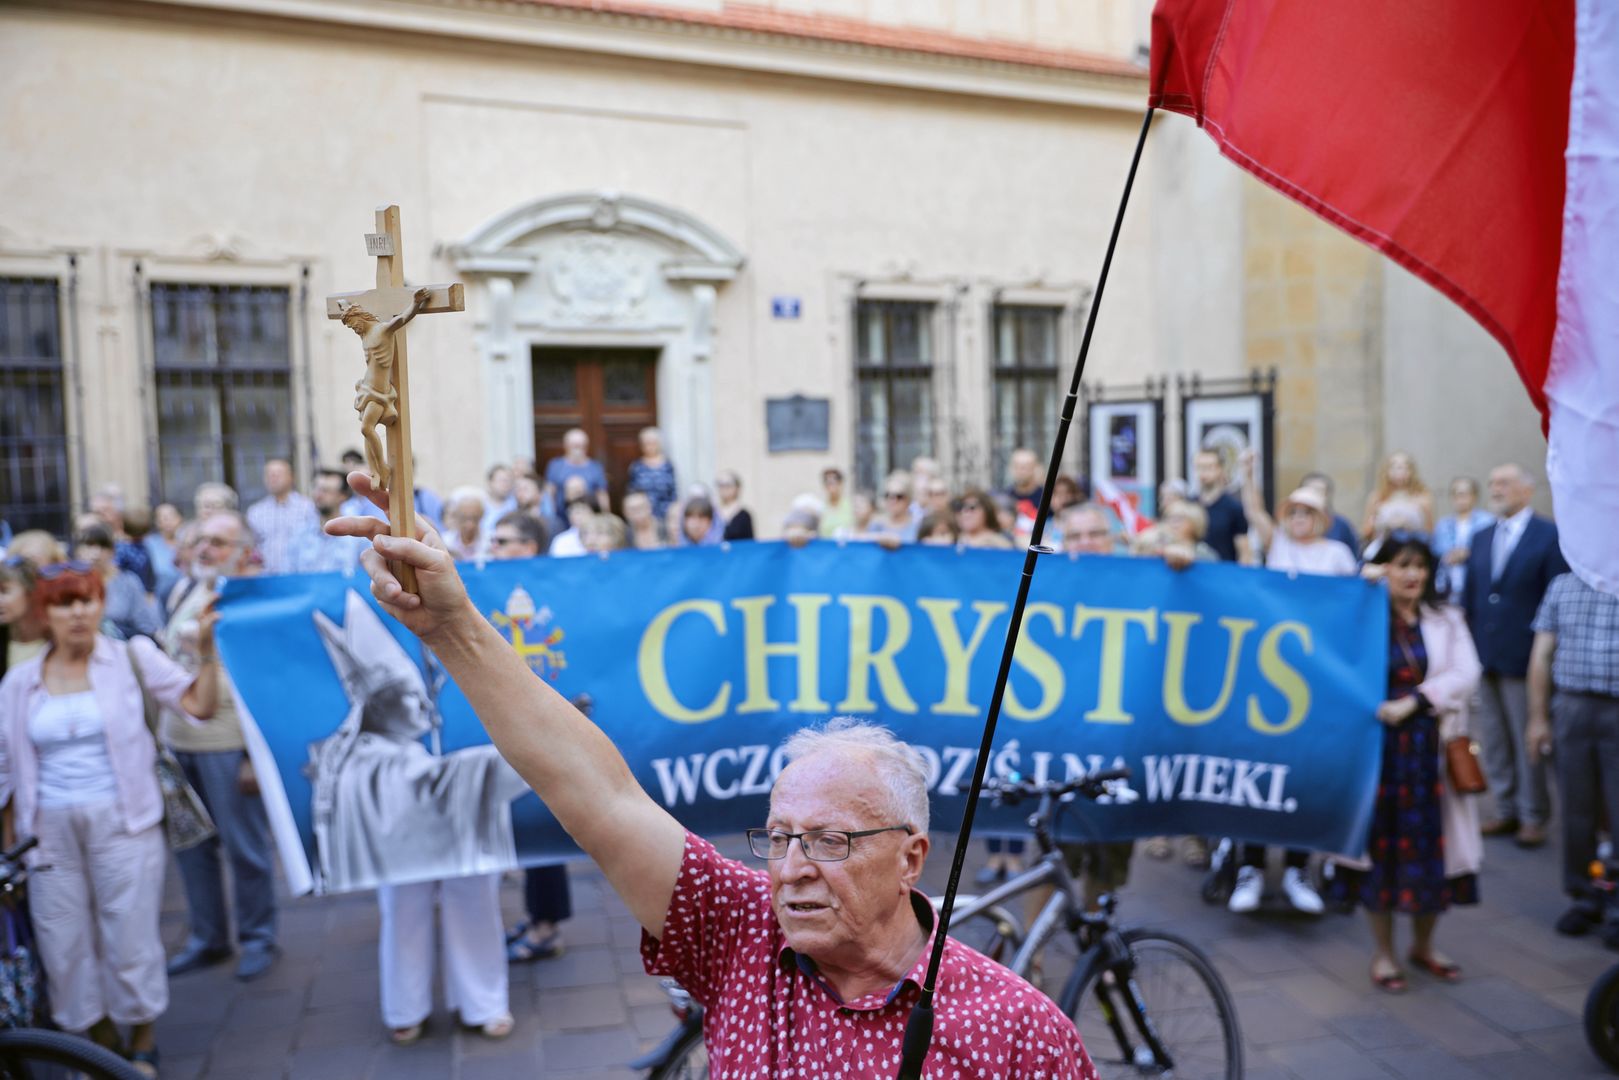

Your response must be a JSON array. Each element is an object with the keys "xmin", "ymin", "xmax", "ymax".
[
  {"xmin": 1371, "ymin": 969, "xmax": 1408, "ymax": 994},
  {"xmin": 477, "ymin": 1013, "xmax": 514, "ymax": 1040},
  {"xmin": 390, "ymin": 1023, "xmax": 424, "ymax": 1046},
  {"xmin": 1408, "ymin": 951, "xmax": 1462, "ymax": 981},
  {"xmin": 1143, "ymin": 836, "xmax": 1172, "ymax": 860},
  {"xmin": 504, "ymin": 920, "xmax": 530, "ymax": 946},
  {"xmin": 128, "ymin": 1048, "xmax": 160, "ymax": 1079},
  {"xmin": 507, "ymin": 928, "xmax": 564, "ymax": 963}
]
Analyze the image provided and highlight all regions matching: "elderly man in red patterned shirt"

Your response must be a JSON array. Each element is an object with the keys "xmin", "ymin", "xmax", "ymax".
[{"xmin": 330, "ymin": 476, "xmax": 1097, "ymax": 1078}]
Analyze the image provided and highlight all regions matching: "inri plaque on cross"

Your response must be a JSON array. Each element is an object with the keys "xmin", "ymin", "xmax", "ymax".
[{"xmin": 327, "ymin": 205, "xmax": 463, "ymax": 594}]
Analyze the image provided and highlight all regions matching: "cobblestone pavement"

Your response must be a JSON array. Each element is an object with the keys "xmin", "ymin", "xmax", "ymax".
[{"xmin": 149, "ymin": 831, "xmax": 1618, "ymax": 1079}]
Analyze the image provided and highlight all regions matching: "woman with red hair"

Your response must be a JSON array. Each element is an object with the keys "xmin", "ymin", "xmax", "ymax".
[{"xmin": 0, "ymin": 563, "xmax": 220, "ymax": 1077}]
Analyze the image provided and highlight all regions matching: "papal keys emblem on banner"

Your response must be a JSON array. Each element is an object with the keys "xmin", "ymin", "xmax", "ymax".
[{"xmin": 490, "ymin": 585, "xmax": 567, "ymax": 681}]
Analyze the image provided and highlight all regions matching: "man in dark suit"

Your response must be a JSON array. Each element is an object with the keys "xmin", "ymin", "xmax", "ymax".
[{"xmin": 1462, "ymin": 464, "xmax": 1569, "ymax": 847}]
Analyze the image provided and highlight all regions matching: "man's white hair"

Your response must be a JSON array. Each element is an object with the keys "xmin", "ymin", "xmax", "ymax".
[{"xmin": 781, "ymin": 718, "xmax": 930, "ymax": 835}]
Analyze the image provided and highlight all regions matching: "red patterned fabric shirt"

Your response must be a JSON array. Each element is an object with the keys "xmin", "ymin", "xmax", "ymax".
[{"xmin": 641, "ymin": 831, "xmax": 1098, "ymax": 1079}]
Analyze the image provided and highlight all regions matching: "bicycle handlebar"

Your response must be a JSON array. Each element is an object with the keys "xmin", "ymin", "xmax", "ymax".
[{"xmin": 983, "ymin": 767, "xmax": 1132, "ymax": 806}]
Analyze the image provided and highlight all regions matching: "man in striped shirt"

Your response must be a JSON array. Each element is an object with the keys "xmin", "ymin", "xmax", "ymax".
[{"xmin": 244, "ymin": 458, "xmax": 318, "ymax": 574}]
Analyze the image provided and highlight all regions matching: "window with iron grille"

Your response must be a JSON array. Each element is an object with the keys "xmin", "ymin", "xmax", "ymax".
[
  {"xmin": 991, "ymin": 305, "xmax": 1062, "ymax": 486},
  {"xmin": 150, "ymin": 283, "xmax": 294, "ymax": 509},
  {"xmin": 854, "ymin": 301, "xmax": 934, "ymax": 493},
  {"xmin": 0, "ymin": 277, "xmax": 71, "ymax": 537}
]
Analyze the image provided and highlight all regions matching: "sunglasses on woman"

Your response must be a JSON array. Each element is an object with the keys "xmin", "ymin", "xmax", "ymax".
[{"xmin": 38, "ymin": 560, "xmax": 97, "ymax": 579}]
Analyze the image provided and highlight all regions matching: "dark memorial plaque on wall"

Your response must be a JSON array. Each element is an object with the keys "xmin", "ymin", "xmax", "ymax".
[{"xmin": 766, "ymin": 394, "xmax": 830, "ymax": 453}]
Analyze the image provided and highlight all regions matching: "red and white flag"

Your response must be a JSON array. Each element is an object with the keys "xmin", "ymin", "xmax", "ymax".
[
  {"xmin": 1151, "ymin": 0, "xmax": 1619, "ymax": 594},
  {"xmin": 1093, "ymin": 476, "xmax": 1152, "ymax": 536}
]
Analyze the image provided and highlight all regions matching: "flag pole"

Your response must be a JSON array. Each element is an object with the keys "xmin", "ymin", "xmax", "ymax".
[{"xmin": 896, "ymin": 106, "xmax": 1155, "ymax": 1080}]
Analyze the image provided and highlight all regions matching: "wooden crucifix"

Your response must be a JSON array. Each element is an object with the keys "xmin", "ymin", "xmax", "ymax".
[{"xmin": 327, "ymin": 205, "xmax": 463, "ymax": 595}]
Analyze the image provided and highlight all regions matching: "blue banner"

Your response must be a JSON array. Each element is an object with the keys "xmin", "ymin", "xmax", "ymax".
[{"xmin": 217, "ymin": 543, "xmax": 1388, "ymax": 894}]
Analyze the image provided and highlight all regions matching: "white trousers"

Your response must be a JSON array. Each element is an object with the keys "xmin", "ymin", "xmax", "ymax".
[
  {"xmin": 377, "ymin": 873, "xmax": 508, "ymax": 1028},
  {"xmin": 30, "ymin": 800, "xmax": 168, "ymax": 1031}
]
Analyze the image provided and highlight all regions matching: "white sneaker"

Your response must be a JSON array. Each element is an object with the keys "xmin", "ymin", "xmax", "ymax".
[
  {"xmin": 1282, "ymin": 867, "xmax": 1324, "ymax": 914},
  {"xmin": 1228, "ymin": 866, "xmax": 1264, "ymax": 913}
]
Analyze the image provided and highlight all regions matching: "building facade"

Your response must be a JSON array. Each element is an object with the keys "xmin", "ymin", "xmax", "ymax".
[{"xmin": 0, "ymin": 0, "xmax": 1550, "ymax": 538}]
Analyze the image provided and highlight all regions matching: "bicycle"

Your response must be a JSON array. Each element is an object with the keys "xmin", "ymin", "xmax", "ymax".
[
  {"xmin": 628, "ymin": 980, "xmax": 707, "ymax": 1079},
  {"xmin": 1580, "ymin": 855, "xmax": 1619, "ymax": 1071},
  {"xmin": 0, "ymin": 837, "xmax": 145, "ymax": 1080},
  {"xmin": 943, "ymin": 769, "xmax": 1243, "ymax": 1079}
]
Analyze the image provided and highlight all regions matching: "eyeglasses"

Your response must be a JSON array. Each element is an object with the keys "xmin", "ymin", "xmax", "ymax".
[
  {"xmin": 38, "ymin": 560, "xmax": 96, "ymax": 579},
  {"xmin": 747, "ymin": 825, "xmax": 914, "ymax": 862},
  {"xmin": 884, "ymin": 492, "xmax": 908, "ymax": 501}
]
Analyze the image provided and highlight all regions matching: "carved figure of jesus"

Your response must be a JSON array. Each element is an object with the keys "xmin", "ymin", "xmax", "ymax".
[{"xmin": 339, "ymin": 287, "xmax": 431, "ymax": 491}]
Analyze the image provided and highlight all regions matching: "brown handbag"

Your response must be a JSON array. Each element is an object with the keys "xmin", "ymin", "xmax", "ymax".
[
  {"xmin": 1394, "ymin": 624, "xmax": 1488, "ymax": 796},
  {"xmin": 1445, "ymin": 735, "xmax": 1488, "ymax": 795}
]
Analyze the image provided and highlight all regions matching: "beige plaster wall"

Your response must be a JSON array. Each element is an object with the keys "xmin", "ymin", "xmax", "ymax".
[
  {"xmin": 1381, "ymin": 265, "xmax": 1552, "ymax": 517},
  {"xmin": 1145, "ymin": 117, "xmax": 1246, "ymax": 473},
  {"xmin": 1, "ymin": 2, "xmax": 1158, "ymax": 531},
  {"xmin": 1240, "ymin": 177, "xmax": 1384, "ymax": 516}
]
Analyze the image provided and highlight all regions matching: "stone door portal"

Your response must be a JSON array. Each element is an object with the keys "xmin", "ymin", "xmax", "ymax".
[{"xmin": 446, "ymin": 192, "xmax": 744, "ymax": 497}]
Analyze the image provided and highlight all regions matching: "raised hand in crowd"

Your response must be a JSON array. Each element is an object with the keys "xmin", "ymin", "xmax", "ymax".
[
  {"xmin": 1236, "ymin": 448, "xmax": 1273, "ymax": 554},
  {"xmin": 325, "ymin": 472, "xmax": 473, "ymax": 641}
]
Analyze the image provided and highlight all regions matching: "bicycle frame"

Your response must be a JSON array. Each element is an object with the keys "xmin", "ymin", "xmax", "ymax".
[
  {"xmin": 947, "ymin": 788, "xmax": 1184, "ymax": 1073},
  {"xmin": 944, "ymin": 787, "xmax": 1110, "ymax": 975},
  {"xmin": 949, "ymin": 854, "xmax": 1071, "ymax": 975}
]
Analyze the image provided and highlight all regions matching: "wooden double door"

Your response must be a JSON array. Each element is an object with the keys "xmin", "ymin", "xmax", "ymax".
[{"xmin": 532, "ymin": 347, "xmax": 659, "ymax": 511}]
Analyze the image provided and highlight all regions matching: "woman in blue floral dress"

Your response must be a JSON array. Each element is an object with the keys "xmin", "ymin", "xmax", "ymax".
[{"xmin": 1327, "ymin": 534, "xmax": 1484, "ymax": 993}]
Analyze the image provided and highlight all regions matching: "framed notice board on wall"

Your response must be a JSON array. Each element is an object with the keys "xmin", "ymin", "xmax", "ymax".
[{"xmin": 766, "ymin": 395, "xmax": 831, "ymax": 453}]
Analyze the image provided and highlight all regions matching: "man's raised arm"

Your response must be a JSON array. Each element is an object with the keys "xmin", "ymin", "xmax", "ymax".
[{"xmin": 328, "ymin": 472, "xmax": 687, "ymax": 936}]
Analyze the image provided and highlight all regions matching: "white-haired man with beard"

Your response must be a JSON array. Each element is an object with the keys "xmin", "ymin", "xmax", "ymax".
[{"xmin": 328, "ymin": 474, "xmax": 1096, "ymax": 1077}]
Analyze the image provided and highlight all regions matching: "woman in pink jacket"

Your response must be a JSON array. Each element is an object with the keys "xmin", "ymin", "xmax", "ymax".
[
  {"xmin": 0, "ymin": 563, "xmax": 218, "ymax": 1077},
  {"xmin": 1328, "ymin": 534, "xmax": 1484, "ymax": 994}
]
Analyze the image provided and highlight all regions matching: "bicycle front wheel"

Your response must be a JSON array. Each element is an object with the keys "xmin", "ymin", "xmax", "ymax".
[
  {"xmin": 1059, "ymin": 929, "xmax": 1241, "ymax": 1080},
  {"xmin": 938, "ymin": 896, "xmax": 1024, "ymax": 967},
  {"xmin": 1584, "ymin": 961, "xmax": 1619, "ymax": 1071}
]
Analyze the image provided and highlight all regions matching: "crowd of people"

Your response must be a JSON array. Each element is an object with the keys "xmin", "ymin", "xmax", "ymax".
[{"xmin": 0, "ymin": 426, "xmax": 1616, "ymax": 1070}]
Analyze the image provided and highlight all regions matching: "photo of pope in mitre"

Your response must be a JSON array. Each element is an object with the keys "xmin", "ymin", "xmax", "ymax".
[{"xmin": 305, "ymin": 590, "xmax": 530, "ymax": 892}]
